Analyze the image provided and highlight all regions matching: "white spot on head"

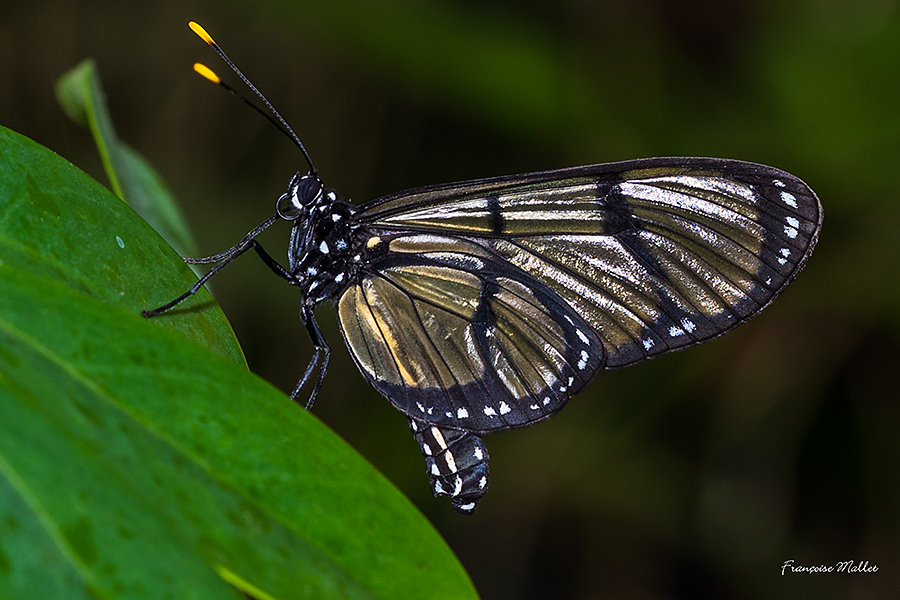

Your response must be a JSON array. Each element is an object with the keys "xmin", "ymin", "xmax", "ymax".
[
  {"xmin": 499, "ymin": 401, "xmax": 511, "ymax": 415},
  {"xmin": 327, "ymin": 191, "xmax": 337, "ymax": 201},
  {"xmin": 780, "ymin": 191, "xmax": 798, "ymax": 208},
  {"xmin": 319, "ymin": 240, "xmax": 329, "ymax": 254},
  {"xmin": 576, "ymin": 329, "xmax": 590, "ymax": 345},
  {"xmin": 458, "ymin": 502, "xmax": 476, "ymax": 512},
  {"xmin": 457, "ymin": 407, "xmax": 469, "ymax": 419},
  {"xmin": 484, "ymin": 406, "xmax": 497, "ymax": 417}
]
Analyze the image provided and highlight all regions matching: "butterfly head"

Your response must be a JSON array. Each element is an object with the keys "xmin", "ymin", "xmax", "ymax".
[{"xmin": 276, "ymin": 172, "xmax": 324, "ymax": 221}]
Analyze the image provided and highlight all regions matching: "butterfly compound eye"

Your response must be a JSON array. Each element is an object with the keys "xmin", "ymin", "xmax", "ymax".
[{"xmin": 277, "ymin": 174, "xmax": 322, "ymax": 220}]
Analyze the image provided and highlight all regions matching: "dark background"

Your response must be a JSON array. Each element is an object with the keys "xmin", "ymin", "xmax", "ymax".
[{"xmin": 3, "ymin": 1, "xmax": 899, "ymax": 598}]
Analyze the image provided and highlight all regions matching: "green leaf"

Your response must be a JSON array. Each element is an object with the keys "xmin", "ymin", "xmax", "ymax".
[
  {"xmin": 0, "ymin": 124, "xmax": 241, "ymax": 363},
  {"xmin": 56, "ymin": 59, "xmax": 199, "ymax": 258},
  {"xmin": 0, "ymin": 125, "xmax": 477, "ymax": 600}
]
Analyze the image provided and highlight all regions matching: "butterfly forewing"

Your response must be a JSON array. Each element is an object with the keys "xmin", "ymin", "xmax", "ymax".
[{"xmin": 338, "ymin": 157, "xmax": 821, "ymax": 432}]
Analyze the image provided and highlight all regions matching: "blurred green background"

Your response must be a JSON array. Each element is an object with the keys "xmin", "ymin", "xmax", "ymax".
[{"xmin": 3, "ymin": 0, "xmax": 899, "ymax": 598}]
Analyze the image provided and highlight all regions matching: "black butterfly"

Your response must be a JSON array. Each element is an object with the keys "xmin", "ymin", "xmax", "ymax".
[{"xmin": 146, "ymin": 23, "xmax": 823, "ymax": 514}]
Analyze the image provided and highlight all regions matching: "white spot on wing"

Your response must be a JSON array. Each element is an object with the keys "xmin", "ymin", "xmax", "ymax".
[
  {"xmin": 332, "ymin": 213, "xmax": 342, "ymax": 222},
  {"xmin": 669, "ymin": 326, "xmax": 684, "ymax": 337},
  {"xmin": 319, "ymin": 240, "xmax": 329, "ymax": 254},
  {"xmin": 781, "ymin": 191, "xmax": 798, "ymax": 208},
  {"xmin": 499, "ymin": 401, "xmax": 511, "ymax": 415},
  {"xmin": 421, "ymin": 443, "xmax": 432, "ymax": 456},
  {"xmin": 484, "ymin": 406, "xmax": 497, "ymax": 417},
  {"xmin": 643, "ymin": 337, "xmax": 655, "ymax": 350},
  {"xmin": 577, "ymin": 349, "xmax": 589, "ymax": 370},
  {"xmin": 452, "ymin": 476, "xmax": 463, "ymax": 497},
  {"xmin": 681, "ymin": 318, "xmax": 696, "ymax": 333},
  {"xmin": 457, "ymin": 407, "xmax": 469, "ymax": 419},
  {"xmin": 784, "ymin": 225, "xmax": 798, "ymax": 239},
  {"xmin": 773, "ymin": 179, "xmax": 786, "ymax": 187},
  {"xmin": 786, "ymin": 216, "xmax": 800, "ymax": 227},
  {"xmin": 576, "ymin": 329, "xmax": 590, "ymax": 345},
  {"xmin": 473, "ymin": 446, "xmax": 483, "ymax": 460}
]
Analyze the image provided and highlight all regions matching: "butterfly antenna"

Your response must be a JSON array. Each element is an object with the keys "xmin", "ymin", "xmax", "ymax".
[{"xmin": 188, "ymin": 20, "xmax": 317, "ymax": 175}]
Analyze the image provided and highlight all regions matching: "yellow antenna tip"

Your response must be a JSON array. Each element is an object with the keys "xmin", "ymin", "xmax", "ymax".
[
  {"xmin": 193, "ymin": 63, "xmax": 221, "ymax": 84},
  {"xmin": 188, "ymin": 21, "xmax": 216, "ymax": 45}
]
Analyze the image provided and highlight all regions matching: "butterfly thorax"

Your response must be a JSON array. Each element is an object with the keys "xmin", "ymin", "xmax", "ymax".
[{"xmin": 286, "ymin": 185, "xmax": 360, "ymax": 305}]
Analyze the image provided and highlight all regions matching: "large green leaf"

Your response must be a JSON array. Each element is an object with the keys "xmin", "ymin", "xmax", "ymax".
[
  {"xmin": 0, "ymin": 125, "xmax": 477, "ymax": 599},
  {"xmin": 56, "ymin": 59, "xmax": 199, "ymax": 258}
]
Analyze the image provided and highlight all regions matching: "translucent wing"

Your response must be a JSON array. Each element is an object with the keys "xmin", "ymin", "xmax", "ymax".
[
  {"xmin": 338, "ymin": 157, "xmax": 822, "ymax": 432},
  {"xmin": 337, "ymin": 235, "xmax": 603, "ymax": 432}
]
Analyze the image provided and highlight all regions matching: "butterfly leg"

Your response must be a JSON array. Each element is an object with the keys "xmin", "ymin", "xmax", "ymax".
[
  {"xmin": 408, "ymin": 418, "xmax": 490, "ymax": 514},
  {"xmin": 291, "ymin": 305, "xmax": 330, "ymax": 410},
  {"xmin": 143, "ymin": 217, "xmax": 283, "ymax": 317}
]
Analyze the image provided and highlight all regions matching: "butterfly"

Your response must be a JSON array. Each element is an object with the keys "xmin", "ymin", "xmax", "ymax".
[{"xmin": 146, "ymin": 22, "xmax": 823, "ymax": 514}]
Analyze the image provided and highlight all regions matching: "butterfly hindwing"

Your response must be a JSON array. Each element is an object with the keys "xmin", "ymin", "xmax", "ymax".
[{"xmin": 337, "ymin": 234, "xmax": 604, "ymax": 432}]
